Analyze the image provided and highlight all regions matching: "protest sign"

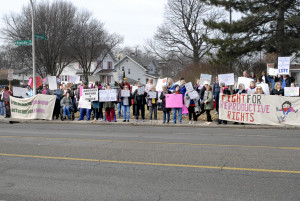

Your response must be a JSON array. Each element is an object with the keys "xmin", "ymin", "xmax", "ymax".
[
  {"xmin": 200, "ymin": 74, "xmax": 212, "ymax": 85},
  {"xmin": 182, "ymin": 105, "xmax": 188, "ymax": 114},
  {"xmin": 257, "ymin": 83, "xmax": 270, "ymax": 95},
  {"xmin": 48, "ymin": 76, "xmax": 57, "ymax": 90},
  {"xmin": 78, "ymin": 98, "xmax": 91, "ymax": 109},
  {"xmin": 185, "ymin": 82, "xmax": 194, "ymax": 92},
  {"xmin": 189, "ymin": 91, "xmax": 199, "ymax": 99},
  {"xmin": 219, "ymin": 94, "xmax": 300, "ymax": 126},
  {"xmin": 278, "ymin": 57, "xmax": 290, "ymax": 75},
  {"xmin": 218, "ymin": 73, "xmax": 235, "ymax": 86},
  {"xmin": 99, "ymin": 90, "xmax": 117, "ymax": 102},
  {"xmin": 132, "ymin": 86, "xmax": 138, "ymax": 93},
  {"xmin": 8, "ymin": 69, "xmax": 13, "ymax": 81},
  {"xmin": 13, "ymin": 87, "xmax": 28, "ymax": 98},
  {"xmin": 268, "ymin": 68, "xmax": 278, "ymax": 76},
  {"xmin": 237, "ymin": 77, "xmax": 253, "ymax": 89},
  {"xmin": 284, "ymin": 87, "xmax": 300, "ymax": 97},
  {"xmin": 156, "ymin": 78, "xmax": 167, "ymax": 91},
  {"xmin": 166, "ymin": 94, "xmax": 183, "ymax": 108},
  {"xmin": 69, "ymin": 76, "xmax": 80, "ymax": 84},
  {"xmin": 267, "ymin": 63, "xmax": 274, "ymax": 74},
  {"xmin": 148, "ymin": 91, "xmax": 157, "ymax": 99},
  {"xmin": 138, "ymin": 86, "xmax": 145, "ymax": 95},
  {"xmin": 121, "ymin": 90, "xmax": 130, "ymax": 97},
  {"xmin": 10, "ymin": 94, "xmax": 56, "ymax": 120},
  {"xmin": 82, "ymin": 89, "xmax": 98, "ymax": 101},
  {"xmin": 28, "ymin": 76, "xmax": 42, "ymax": 88}
]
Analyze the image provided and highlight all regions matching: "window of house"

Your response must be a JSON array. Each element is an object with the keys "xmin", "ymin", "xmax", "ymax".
[
  {"xmin": 109, "ymin": 76, "xmax": 111, "ymax": 83},
  {"xmin": 107, "ymin": 61, "xmax": 112, "ymax": 69},
  {"xmin": 128, "ymin": 69, "xmax": 130, "ymax": 74},
  {"xmin": 122, "ymin": 66, "xmax": 124, "ymax": 71},
  {"xmin": 61, "ymin": 75, "xmax": 68, "ymax": 82},
  {"xmin": 78, "ymin": 63, "xmax": 81, "ymax": 69}
]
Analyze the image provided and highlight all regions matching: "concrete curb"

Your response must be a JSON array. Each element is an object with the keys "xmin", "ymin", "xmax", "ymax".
[{"xmin": 1, "ymin": 117, "xmax": 300, "ymax": 130}]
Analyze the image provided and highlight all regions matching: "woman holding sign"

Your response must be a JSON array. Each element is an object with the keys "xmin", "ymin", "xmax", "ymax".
[
  {"xmin": 203, "ymin": 85, "xmax": 214, "ymax": 125},
  {"xmin": 271, "ymin": 82, "xmax": 284, "ymax": 96},
  {"xmin": 160, "ymin": 86, "xmax": 171, "ymax": 123},
  {"xmin": 133, "ymin": 83, "xmax": 146, "ymax": 122},
  {"xmin": 173, "ymin": 85, "xmax": 183, "ymax": 124},
  {"xmin": 120, "ymin": 85, "xmax": 132, "ymax": 122},
  {"xmin": 147, "ymin": 86, "xmax": 158, "ymax": 122},
  {"xmin": 103, "ymin": 85, "xmax": 116, "ymax": 122}
]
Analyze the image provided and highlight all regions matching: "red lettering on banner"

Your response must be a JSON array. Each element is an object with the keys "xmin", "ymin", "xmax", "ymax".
[
  {"xmin": 233, "ymin": 103, "xmax": 236, "ymax": 111},
  {"xmin": 236, "ymin": 112, "xmax": 240, "ymax": 121},
  {"xmin": 232, "ymin": 112, "xmax": 236, "ymax": 120},
  {"xmin": 241, "ymin": 112, "xmax": 245, "ymax": 121},
  {"xmin": 245, "ymin": 113, "xmax": 249, "ymax": 122},
  {"xmin": 227, "ymin": 111, "xmax": 231, "ymax": 119},
  {"xmin": 250, "ymin": 113, "xmax": 254, "ymax": 122}
]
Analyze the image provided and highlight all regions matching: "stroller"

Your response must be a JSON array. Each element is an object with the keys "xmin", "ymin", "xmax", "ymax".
[{"xmin": 60, "ymin": 105, "xmax": 75, "ymax": 121}]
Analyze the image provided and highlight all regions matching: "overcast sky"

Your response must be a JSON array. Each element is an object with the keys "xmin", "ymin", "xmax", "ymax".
[{"xmin": 0, "ymin": 0, "xmax": 168, "ymax": 47}]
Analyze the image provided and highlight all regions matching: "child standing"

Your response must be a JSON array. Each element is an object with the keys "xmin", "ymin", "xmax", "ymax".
[
  {"xmin": 147, "ymin": 86, "xmax": 158, "ymax": 122},
  {"xmin": 173, "ymin": 85, "xmax": 183, "ymax": 124},
  {"xmin": 120, "ymin": 85, "xmax": 132, "ymax": 122},
  {"xmin": 103, "ymin": 85, "xmax": 116, "ymax": 122}
]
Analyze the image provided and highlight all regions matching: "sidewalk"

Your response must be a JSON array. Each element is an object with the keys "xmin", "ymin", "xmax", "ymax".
[{"xmin": 0, "ymin": 115, "xmax": 299, "ymax": 130}]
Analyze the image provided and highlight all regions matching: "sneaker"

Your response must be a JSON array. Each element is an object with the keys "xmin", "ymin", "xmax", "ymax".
[
  {"xmin": 192, "ymin": 121, "xmax": 195, "ymax": 124},
  {"xmin": 142, "ymin": 119, "xmax": 144, "ymax": 122},
  {"xmin": 99, "ymin": 119, "xmax": 103, "ymax": 122},
  {"xmin": 136, "ymin": 119, "xmax": 138, "ymax": 122},
  {"xmin": 123, "ymin": 120, "xmax": 126, "ymax": 122},
  {"xmin": 127, "ymin": 120, "xmax": 129, "ymax": 122},
  {"xmin": 174, "ymin": 121, "xmax": 176, "ymax": 124},
  {"xmin": 150, "ymin": 120, "xmax": 152, "ymax": 123},
  {"xmin": 189, "ymin": 121, "xmax": 192, "ymax": 124},
  {"xmin": 163, "ymin": 121, "xmax": 165, "ymax": 124}
]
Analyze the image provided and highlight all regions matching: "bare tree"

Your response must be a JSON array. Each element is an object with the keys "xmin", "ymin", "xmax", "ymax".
[
  {"xmin": 69, "ymin": 11, "xmax": 123, "ymax": 82},
  {"xmin": 146, "ymin": 0, "xmax": 224, "ymax": 64},
  {"xmin": 1, "ymin": 0, "xmax": 77, "ymax": 77}
]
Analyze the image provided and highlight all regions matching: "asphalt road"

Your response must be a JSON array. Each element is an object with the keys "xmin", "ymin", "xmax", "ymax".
[{"xmin": 0, "ymin": 123, "xmax": 299, "ymax": 201}]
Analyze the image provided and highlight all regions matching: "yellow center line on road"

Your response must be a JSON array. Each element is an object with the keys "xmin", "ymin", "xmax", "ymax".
[
  {"xmin": 0, "ymin": 135, "xmax": 300, "ymax": 150},
  {"xmin": 0, "ymin": 153, "xmax": 299, "ymax": 174}
]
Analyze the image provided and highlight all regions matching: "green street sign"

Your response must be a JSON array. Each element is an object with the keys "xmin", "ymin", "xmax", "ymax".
[
  {"xmin": 35, "ymin": 33, "xmax": 47, "ymax": 40},
  {"xmin": 14, "ymin": 40, "xmax": 32, "ymax": 46}
]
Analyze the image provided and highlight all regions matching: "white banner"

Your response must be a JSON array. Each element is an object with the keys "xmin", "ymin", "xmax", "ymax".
[
  {"xmin": 268, "ymin": 68, "xmax": 278, "ymax": 76},
  {"xmin": 82, "ymin": 89, "xmax": 98, "ymax": 102},
  {"xmin": 48, "ymin": 76, "xmax": 57, "ymax": 90},
  {"xmin": 99, "ymin": 90, "xmax": 117, "ymax": 102},
  {"xmin": 200, "ymin": 74, "xmax": 212, "ymax": 85},
  {"xmin": 156, "ymin": 78, "xmax": 167, "ymax": 91},
  {"xmin": 237, "ymin": 77, "xmax": 253, "ymax": 89},
  {"xmin": 278, "ymin": 57, "xmax": 290, "ymax": 75},
  {"xmin": 219, "ymin": 94, "xmax": 300, "ymax": 126},
  {"xmin": 13, "ymin": 87, "xmax": 28, "ymax": 98},
  {"xmin": 185, "ymin": 82, "xmax": 194, "ymax": 92},
  {"xmin": 69, "ymin": 76, "xmax": 80, "ymax": 84},
  {"xmin": 132, "ymin": 86, "xmax": 138, "ymax": 93},
  {"xmin": 218, "ymin": 73, "xmax": 235, "ymax": 86},
  {"xmin": 121, "ymin": 90, "xmax": 130, "ymax": 97},
  {"xmin": 148, "ymin": 91, "xmax": 157, "ymax": 99},
  {"xmin": 189, "ymin": 90, "xmax": 199, "ymax": 100},
  {"xmin": 78, "ymin": 98, "xmax": 91, "ymax": 109},
  {"xmin": 284, "ymin": 87, "xmax": 300, "ymax": 97},
  {"xmin": 138, "ymin": 86, "xmax": 145, "ymax": 95},
  {"xmin": 10, "ymin": 94, "xmax": 56, "ymax": 120}
]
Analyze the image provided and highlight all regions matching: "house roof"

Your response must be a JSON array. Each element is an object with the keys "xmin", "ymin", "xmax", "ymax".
[
  {"xmin": 114, "ymin": 55, "xmax": 148, "ymax": 71},
  {"xmin": 94, "ymin": 69, "xmax": 114, "ymax": 75}
]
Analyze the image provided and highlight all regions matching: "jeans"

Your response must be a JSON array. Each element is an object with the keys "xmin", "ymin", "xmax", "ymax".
[
  {"xmin": 163, "ymin": 111, "xmax": 170, "ymax": 123},
  {"xmin": 118, "ymin": 102, "xmax": 122, "ymax": 117},
  {"xmin": 214, "ymin": 93, "xmax": 219, "ymax": 112},
  {"xmin": 122, "ymin": 105, "xmax": 130, "ymax": 120},
  {"xmin": 173, "ymin": 108, "xmax": 182, "ymax": 123},
  {"xmin": 79, "ymin": 108, "xmax": 92, "ymax": 120},
  {"xmin": 0, "ymin": 102, "xmax": 4, "ymax": 116},
  {"xmin": 94, "ymin": 108, "xmax": 103, "ymax": 120},
  {"xmin": 149, "ymin": 104, "xmax": 157, "ymax": 120},
  {"xmin": 63, "ymin": 106, "xmax": 71, "ymax": 117}
]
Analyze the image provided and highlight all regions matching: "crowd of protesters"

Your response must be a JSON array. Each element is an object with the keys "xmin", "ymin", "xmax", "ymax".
[{"xmin": 0, "ymin": 70, "xmax": 298, "ymax": 125}]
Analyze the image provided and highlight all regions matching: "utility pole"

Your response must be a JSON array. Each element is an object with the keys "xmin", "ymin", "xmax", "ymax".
[{"xmin": 30, "ymin": 0, "xmax": 36, "ymax": 95}]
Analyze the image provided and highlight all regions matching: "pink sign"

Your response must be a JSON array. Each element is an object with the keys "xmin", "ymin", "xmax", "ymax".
[
  {"xmin": 79, "ymin": 86, "xmax": 83, "ymax": 97},
  {"xmin": 166, "ymin": 94, "xmax": 183, "ymax": 108},
  {"xmin": 182, "ymin": 105, "xmax": 188, "ymax": 114}
]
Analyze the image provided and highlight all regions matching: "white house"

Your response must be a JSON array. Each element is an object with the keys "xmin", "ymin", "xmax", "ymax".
[
  {"xmin": 114, "ymin": 55, "xmax": 159, "ymax": 85},
  {"xmin": 60, "ymin": 50, "xmax": 117, "ymax": 85}
]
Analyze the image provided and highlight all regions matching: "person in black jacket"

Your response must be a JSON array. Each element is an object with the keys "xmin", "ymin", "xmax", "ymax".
[
  {"xmin": 160, "ymin": 85, "xmax": 171, "ymax": 123},
  {"xmin": 233, "ymin": 83, "xmax": 247, "ymax": 94},
  {"xmin": 277, "ymin": 75, "xmax": 293, "ymax": 88},
  {"xmin": 133, "ymin": 83, "xmax": 147, "ymax": 122},
  {"xmin": 271, "ymin": 82, "xmax": 284, "ymax": 96},
  {"xmin": 260, "ymin": 71, "xmax": 269, "ymax": 84},
  {"xmin": 218, "ymin": 82, "xmax": 231, "ymax": 125}
]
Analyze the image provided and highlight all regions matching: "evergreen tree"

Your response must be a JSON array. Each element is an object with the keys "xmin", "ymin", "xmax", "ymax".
[{"xmin": 201, "ymin": 0, "xmax": 300, "ymax": 65}]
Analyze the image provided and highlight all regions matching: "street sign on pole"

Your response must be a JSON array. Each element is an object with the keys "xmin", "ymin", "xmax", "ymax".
[
  {"xmin": 34, "ymin": 33, "xmax": 47, "ymax": 40},
  {"xmin": 14, "ymin": 40, "xmax": 32, "ymax": 46}
]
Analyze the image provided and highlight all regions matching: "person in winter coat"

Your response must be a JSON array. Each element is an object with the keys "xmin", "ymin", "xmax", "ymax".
[
  {"xmin": 78, "ymin": 81, "xmax": 92, "ymax": 121},
  {"xmin": 160, "ymin": 85, "xmax": 171, "ymax": 123},
  {"xmin": 172, "ymin": 85, "xmax": 183, "ymax": 124},
  {"xmin": 213, "ymin": 76, "xmax": 220, "ymax": 114},
  {"xmin": 52, "ymin": 84, "xmax": 62, "ymax": 119},
  {"xmin": 0, "ymin": 85, "xmax": 4, "ymax": 116},
  {"xmin": 60, "ymin": 92, "xmax": 72, "ymax": 119},
  {"xmin": 247, "ymin": 81, "xmax": 256, "ymax": 94},
  {"xmin": 234, "ymin": 83, "xmax": 247, "ymax": 94},
  {"xmin": 1, "ymin": 86, "xmax": 11, "ymax": 118},
  {"xmin": 147, "ymin": 86, "xmax": 158, "ymax": 122},
  {"xmin": 120, "ymin": 85, "xmax": 132, "ymax": 122},
  {"xmin": 39, "ymin": 84, "xmax": 51, "ymax": 95},
  {"xmin": 133, "ymin": 83, "xmax": 147, "ymax": 122},
  {"xmin": 184, "ymin": 91, "xmax": 199, "ymax": 124},
  {"xmin": 260, "ymin": 71, "xmax": 269, "ymax": 84},
  {"xmin": 103, "ymin": 85, "xmax": 116, "ymax": 122},
  {"xmin": 203, "ymin": 85, "xmax": 214, "ymax": 125},
  {"xmin": 217, "ymin": 82, "xmax": 231, "ymax": 125},
  {"xmin": 277, "ymin": 75, "xmax": 293, "ymax": 88},
  {"xmin": 255, "ymin": 86, "xmax": 265, "ymax": 94},
  {"xmin": 93, "ymin": 82, "xmax": 103, "ymax": 122},
  {"xmin": 271, "ymin": 82, "xmax": 284, "ymax": 96}
]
